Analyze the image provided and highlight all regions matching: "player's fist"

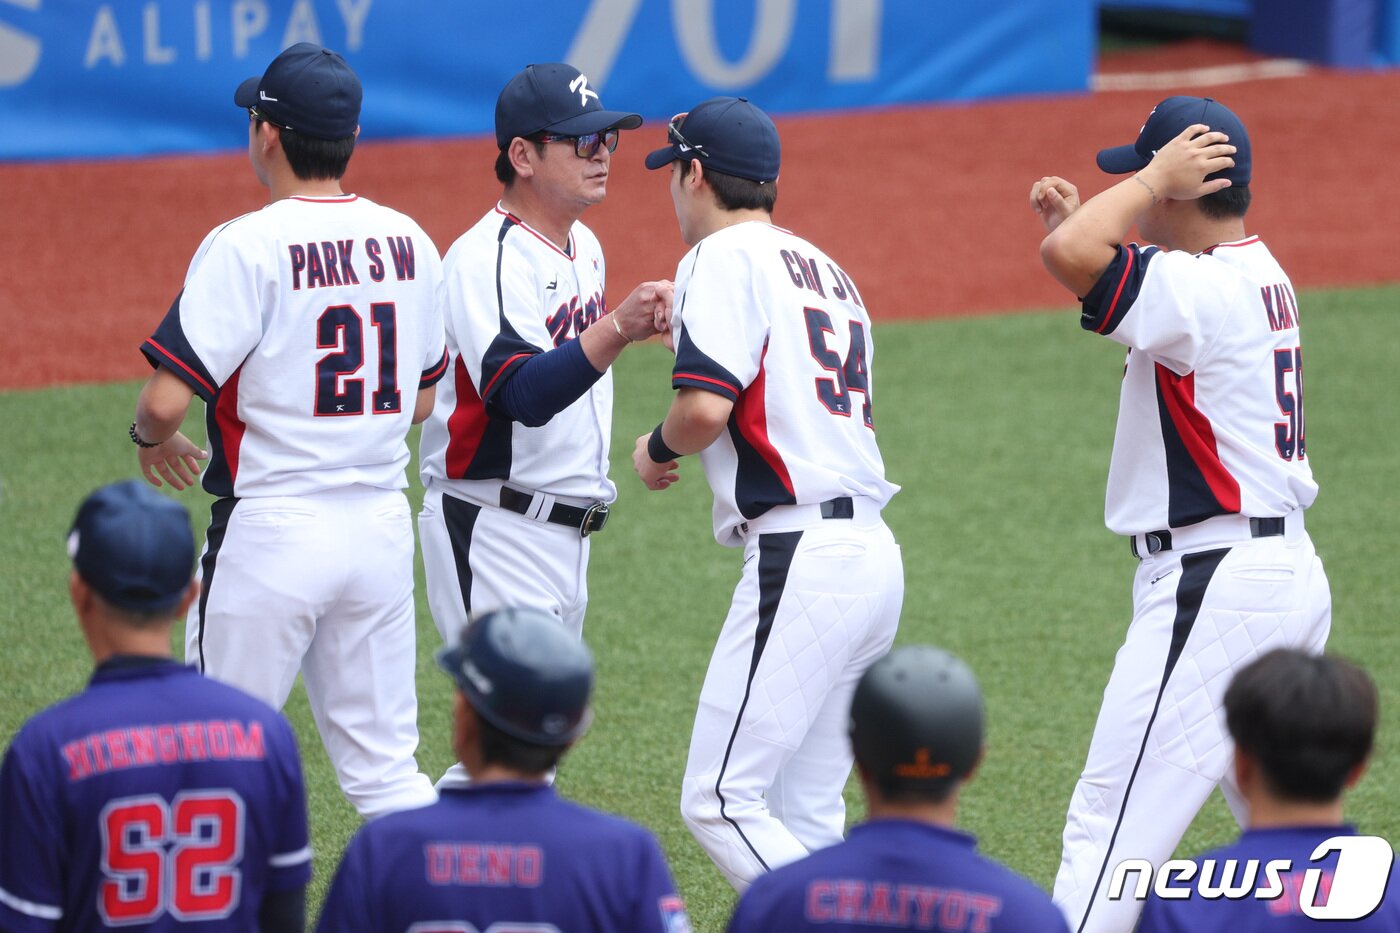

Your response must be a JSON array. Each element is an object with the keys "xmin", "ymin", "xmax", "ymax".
[
  {"xmin": 633, "ymin": 432, "xmax": 680, "ymax": 491},
  {"xmin": 1030, "ymin": 176, "xmax": 1081, "ymax": 233},
  {"xmin": 612, "ymin": 280, "xmax": 672, "ymax": 343}
]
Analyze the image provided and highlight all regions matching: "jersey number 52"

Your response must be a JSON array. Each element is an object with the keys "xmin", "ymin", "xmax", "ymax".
[{"xmin": 99, "ymin": 790, "xmax": 244, "ymax": 924}]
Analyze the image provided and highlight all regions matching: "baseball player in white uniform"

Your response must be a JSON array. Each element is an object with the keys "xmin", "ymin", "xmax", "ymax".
[
  {"xmin": 133, "ymin": 43, "xmax": 443, "ymax": 818},
  {"xmin": 417, "ymin": 62, "xmax": 669, "ymax": 789},
  {"xmin": 1030, "ymin": 96, "xmax": 1331, "ymax": 933},
  {"xmin": 634, "ymin": 97, "xmax": 904, "ymax": 890}
]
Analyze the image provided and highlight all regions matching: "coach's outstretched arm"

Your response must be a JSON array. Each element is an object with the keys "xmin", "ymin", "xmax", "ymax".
[
  {"xmin": 1036, "ymin": 124, "xmax": 1236, "ymax": 297},
  {"xmin": 133, "ymin": 366, "xmax": 209, "ymax": 490}
]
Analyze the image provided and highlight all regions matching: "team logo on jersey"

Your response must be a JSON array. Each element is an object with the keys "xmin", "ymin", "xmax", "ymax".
[
  {"xmin": 569, "ymin": 74, "xmax": 598, "ymax": 108},
  {"xmin": 659, "ymin": 895, "xmax": 692, "ymax": 932}
]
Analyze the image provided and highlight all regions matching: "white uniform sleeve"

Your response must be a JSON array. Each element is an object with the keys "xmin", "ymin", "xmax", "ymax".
[
  {"xmin": 672, "ymin": 241, "xmax": 768, "ymax": 401},
  {"xmin": 1081, "ymin": 243, "xmax": 1236, "ymax": 376},
  {"xmin": 416, "ymin": 248, "xmax": 448, "ymax": 388},
  {"xmin": 141, "ymin": 218, "xmax": 267, "ymax": 398}
]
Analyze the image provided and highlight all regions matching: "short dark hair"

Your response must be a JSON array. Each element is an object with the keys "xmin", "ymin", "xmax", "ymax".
[
  {"xmin": 495, "ymin": 139, "xmax": 547, "ymax": 186},
  {"xmin": 254, "ymin": 113, "xmax": 354, "ymax": 180},
  {"xmin": 1225, "ymin": 649, "xmax": 1378, "ymax": 803},
  {"xmin": 1199, "ymin": 184, "xmax": 1250, "ymax": 220},
  {"xmin": 679, "ymin": 159, "xmax": 777, "ymax": 213},
  {"xmin": 477, "ymin": 714, "xmax": 567, "ymax": 774},
  {"xmin": 90, "ymin": 588, "xmax": 182, "ymax": 631}
]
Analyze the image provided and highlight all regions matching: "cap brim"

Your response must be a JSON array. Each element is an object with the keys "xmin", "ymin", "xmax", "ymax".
[
  {"xmin": 233, "ymin": 76, "xmax": 260, "ymax": 108},
  {"xmin": 435, "ymin": 643, "xmax": 466, "ymax": 685},
  {"xmin": 546, "ymin": 109, "xmax": 643, "ymax": 138},
  {"xmin": 645, "ymin": 144, "xmax": 681, "ymax": 170},
  {"xmin": 1096, "ymin": 143, "xmax": 1149, "ymax": 175}
]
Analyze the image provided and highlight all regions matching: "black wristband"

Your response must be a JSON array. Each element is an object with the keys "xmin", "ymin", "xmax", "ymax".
[
  {"xmin": 129, "ymin": 421, "xmax": 159, "ymax": 448},
  {"xmin": 648, "ymin": 424, "xmax": 681, "ymax": 463}
]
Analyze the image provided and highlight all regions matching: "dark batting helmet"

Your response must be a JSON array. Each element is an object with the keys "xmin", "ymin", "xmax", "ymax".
[
  {"xmin": 849, "ymin": 645, "xmax": 984, "ymax": 797},
  {"xmin": 436, "ymin": 607, "xmax": 594, "ymax": 747}
]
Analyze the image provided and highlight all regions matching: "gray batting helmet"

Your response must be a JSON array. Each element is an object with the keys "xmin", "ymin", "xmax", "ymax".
[
  {"xmin": 849, "ymin": 645, "xmax": 984, "ymax": 795},
  {"xmin": 436, "ymin": 607, "xmax": 594, "ymax": 747}
]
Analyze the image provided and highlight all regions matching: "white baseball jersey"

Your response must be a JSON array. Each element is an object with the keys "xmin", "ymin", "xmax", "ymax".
[
  {"xmin": 142, "ymin": 194, "xmax": 448, "ymax": 498},
  {"xmin": 1082, "ymin": 237, "xmax": 1316, "ymax": 534},
  {"xmin": 419, "ymin": 204, "xmax": 615, "ymax": 502},
  {"xmin": 670, "ymin": 221, "xmax": 898, "ymax": 547}
]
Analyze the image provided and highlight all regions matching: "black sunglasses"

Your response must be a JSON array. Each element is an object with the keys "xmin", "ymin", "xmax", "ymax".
[
  {"xmin": 534, "ymin": 128, "xmax": 620, "ymax": 158},
  {"xmin": 248, "ymin": 106, "xmax": 282, "ymax": 128},
  {"xmin": 667, "ymin": 112, "xmax": 706, "ymax": 157}
]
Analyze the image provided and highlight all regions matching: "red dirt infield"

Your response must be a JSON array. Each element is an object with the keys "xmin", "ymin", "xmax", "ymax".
[{"xmin": 2, "ymin": 40, "xmax": 1396, "ymax": 391}]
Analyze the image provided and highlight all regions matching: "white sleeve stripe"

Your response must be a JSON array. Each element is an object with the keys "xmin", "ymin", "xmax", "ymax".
[
  {"xmin": 269, "ymin": 846, "xmax": 313, "ymax": 868},
  {"xmin": 0, "ymin": 885, "xmax": 63, "ymax": 920}
]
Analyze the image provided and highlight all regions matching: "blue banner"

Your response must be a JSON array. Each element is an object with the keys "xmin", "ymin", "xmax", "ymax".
[{"xmin": 0, "ymin": 0, "xmax": 1092, "ymax": 161}]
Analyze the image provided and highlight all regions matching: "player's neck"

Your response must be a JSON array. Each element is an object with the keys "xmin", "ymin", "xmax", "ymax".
[
  {"xmin": 1247, "ymin": 795, "xmax": 1345, "ymax": 830},
  {"xmin": 864, "ymin": 789, "xmax": 960, "ymax": 829},
  {"xmin": 499, "ymin": 189, "xmax": 580, "ymax": 251},
  {"xmin": 85, "ymin": 624, "xmax": 174, "ymax": 667},
  {"xmin": 269, "ymin": 177, "xmax": 346, "ymax": 203},
  {"xmin": 690, "ymin": 208, "xmax": 772, "ymax": 245},
  {"xmin": 1163, "ymin": 214, "xmax": 1247, "ymax": 254}
]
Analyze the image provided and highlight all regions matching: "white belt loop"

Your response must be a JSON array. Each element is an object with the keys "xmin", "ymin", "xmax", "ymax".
[{"xmin": 527, "ymin": 492, "xmax": 555, "ymax": 522}]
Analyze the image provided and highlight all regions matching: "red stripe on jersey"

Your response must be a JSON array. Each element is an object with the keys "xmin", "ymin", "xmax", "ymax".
[
  {"xmin": 215, "ymin": 367, "xmax": 246, "ymax": 487},
  {"xmin": 144, "ymin": 338, "xmax": 215, "ymax": 397},
  {"xmin": 420, "ymin": 348, "xmax": 449, "ymax": 387},
  {"xmin": 445, "ymin": 357, "xmax": 488, "ymax": 478},
  {"xmin": 481, "ymin": 352, "xmax": 533, "ymax": 399},
  {"xmin": 1098, "ymin": 247, "xmax": 1136, "ymax": 335},
  {"xmin": 733, "ymin": 346, "xmax": 795, "ymax": 497},
  {"xmin": 494, "ymin": 206, "xmax": 574, "ymax": 259},
  {"xmin": 674, "ymin": 372, "xmax": 741, "ymax": 398},
  {"xmin": 1202, "ymin": 235, "xmax": 1260, "ymax": 254},
  {"xmin": 1156, "ymin": 366, "xmax": 1241, "ymax": 514}
]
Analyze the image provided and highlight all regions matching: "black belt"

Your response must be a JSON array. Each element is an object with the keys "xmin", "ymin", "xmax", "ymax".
[
  {"xmin": 1131, "ymin": 516, "xmax": 1284, "ymax": 558},
  {"xmin": 499, "ymin": 487, "xmax": 610, "ymax": 537}
]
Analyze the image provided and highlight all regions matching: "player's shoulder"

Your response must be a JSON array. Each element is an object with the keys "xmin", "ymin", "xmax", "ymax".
[{"xmin": 546, "ymin": 794, "xmax": 659, "ymax": 846}]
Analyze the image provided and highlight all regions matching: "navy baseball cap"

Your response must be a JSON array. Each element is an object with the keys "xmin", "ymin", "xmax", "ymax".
[
  {"xmin": 234, "ymin": 42, "xmax": 361, "ymax": 140},
  {"xmin": 495, "ymin": 63, "xmax": 642, "ymax": 149},
  {"xmin": 1097, "ymin": 95, "xmax": 1250, "ymax": 185},
  {"xmin": 67, "ymin": 481, "xmax": 195, "ymax": 614},
  {"xmin": 645, "ymin": 96, "xmax": 781, "ymax": 183}
]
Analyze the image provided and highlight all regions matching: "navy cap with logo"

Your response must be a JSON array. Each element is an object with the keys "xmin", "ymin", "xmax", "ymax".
[
  {"xmin": 645, "ymin": 96, "xmax": 781, "ymax": 184},
  {"xmin": 234, "ymin": 42, "xmax": 361, "ymax": 140},
  {"xmin": 1097, "ymin": 95, "xmax": 1251, "ymax": 186},
  {"xmin": 68, "ymin": 480, "xmax": 195, "ymax": 614},
  {"xmin": 495, "ymin": 63, "xmax": 642, "ymax": 150}
]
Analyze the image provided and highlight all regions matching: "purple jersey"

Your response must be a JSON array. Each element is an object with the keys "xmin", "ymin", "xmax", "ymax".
[
  {"xmin": 0, "ymin": 658, "xmax": 311, "ymax": 932},
  {"xmin": 726, "ymin": 819, "xmax": 1068, "ymax": 933},
  {"xmin": 316, "ymin": 782, "xmax": 691, "ymax": 933},
  {"xmin": 1138, "ymin": 826, "xmax": 1400, "ymax": 931}
]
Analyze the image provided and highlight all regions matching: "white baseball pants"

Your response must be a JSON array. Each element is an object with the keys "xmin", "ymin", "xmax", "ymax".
[
  {"xmin": 1054, "ymin": 514, "xmax": 1331, "ymax": 933},
  {"xmin": 418, "ymin": 485, "xmax": 591, "ymax": 789},
  {"xmin": 187, "ymin": 486, "xmax": 436, "ymax": 819},
  {"xmin": 681, "ymin": 501, "xmax": 904, "ymax": 891}
]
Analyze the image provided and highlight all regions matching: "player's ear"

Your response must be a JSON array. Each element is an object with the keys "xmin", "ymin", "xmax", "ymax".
[
  {"xmin": 174, "ymin": 579, "xmax": 199, "ymax": 619},
  {"xmin": 508, "ymin": 137, "xmax": 537, "ymax": 179}
]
